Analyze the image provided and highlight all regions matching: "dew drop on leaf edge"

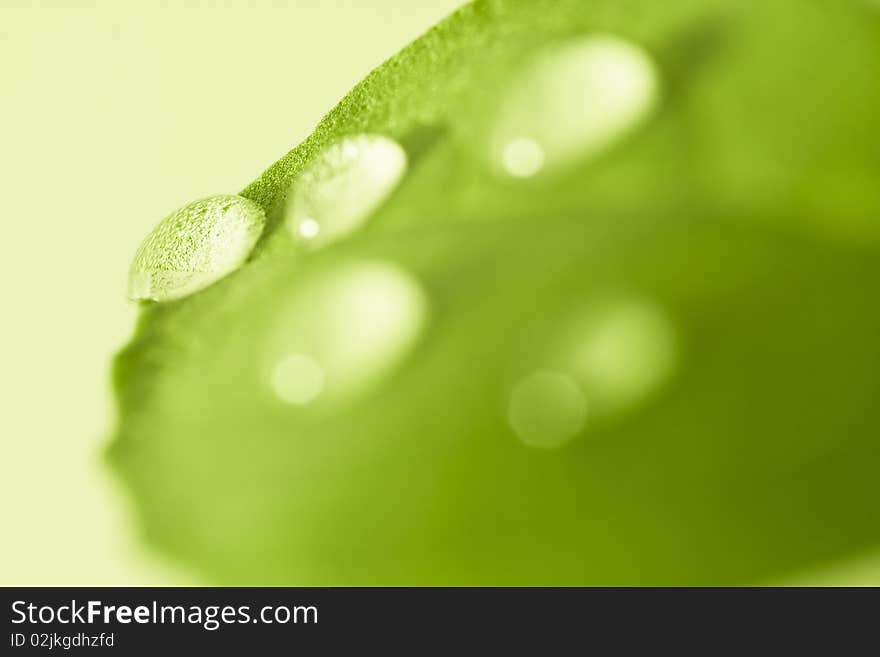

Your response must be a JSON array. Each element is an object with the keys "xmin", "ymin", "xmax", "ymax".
[{"xmin": 127, "ymin": 194, "xmax": 266, "ymax": 302}]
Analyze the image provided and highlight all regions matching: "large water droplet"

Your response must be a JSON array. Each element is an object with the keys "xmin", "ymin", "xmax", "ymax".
[
  {"xmin": 285, "ymin": 135, "xmax": 407, "ymax": 248},
  {"xmin": 268, "ymin": 260, "xmax": 427, "ymax": 404},
  {"xmin": 568, "ymin": 298, "xmax": 678, "ymax": 416},
  {"xmin": 508, "ymin": 370, "xmax": 588, "ymax": 449},
  {"xmin": 128, "ymin": 195, "xmax": 266, "ymax": 302},
  {"xmin": 492, "ymin": 35, "xmax": 660, "ymax": 177}
]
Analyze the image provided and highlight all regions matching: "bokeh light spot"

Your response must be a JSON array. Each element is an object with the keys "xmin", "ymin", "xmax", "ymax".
[
  {"xmin": 271, "ymin": 353, "xmax": 325, "ymax": 405},
  {"xmin": 501, "ymin": 137, "xmax": 546, "ymax": 177},
  {"xmin": 570, "ymin": 298, "xmax": 678, "ymax": 415},
  {"xmin": 508, "ymin": 370, "xmax": 587, "ymax": 448}
]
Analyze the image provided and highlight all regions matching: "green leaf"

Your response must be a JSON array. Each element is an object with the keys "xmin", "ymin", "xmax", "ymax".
[{"xmin": 109, "ymin": 0, "xmax": 880, "ymax": 584}]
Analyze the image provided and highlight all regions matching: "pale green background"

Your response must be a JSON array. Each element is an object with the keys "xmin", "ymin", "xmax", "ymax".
[
  {"xmin": 0, "ymin": 0, "xmax": 463, "ymax": 585},
  {"xmin": 1, "ymin": 0, "xmax": 878, "ymax": 586}
]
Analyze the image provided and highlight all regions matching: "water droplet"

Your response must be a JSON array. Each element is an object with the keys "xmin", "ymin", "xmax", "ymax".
[
  {"xmin": 492, "ymin": 35, "xmax": 660, "ymax": 176},
  {"xmin": 568, "ymin": 299, "xmax": 677, "ymax": 415},
  {"xmin": 508, "ymin": 371, "xmax": 587, "ymax": 449},
  {"xmin": 271, "ymin": 353, "xmax": 325, "ymax": 405},
  {"xmin": 268, "ymin": 260, "xmax": 426, "ymax": 403},
  {"xmin": 285, "ymin": 134, "xmax": 407, "ymax": 248},
  {"xmin": 128, "ymin": 195, "xmax": 265, "ymax": 302}
]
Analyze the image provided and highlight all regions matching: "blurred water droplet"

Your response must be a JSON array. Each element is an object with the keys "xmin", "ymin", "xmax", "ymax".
[
  {"xmin": 492, "ymin": 35, "xmax": 660, "ymax": 176},
  {"xmin": 269, "ymin": 261, "xmax": 426, "ymax": 403},
  {"xmin": 508, "ymin": 371, "xmax": 587, "ymax": 448},
  {"xmin": 568, "ymin": 299, "xmax": 677, "ymax": 415},
  {"xmin": 271, "ymin": 353, "xmax": 325, "ymax": 405},
  {"xmin": 285, "ymin": 135, "xmax": 407, "ymax": 248},
  {"xmin": 128, "ymin": 195, "xmax": 265, "ymax": 302}
]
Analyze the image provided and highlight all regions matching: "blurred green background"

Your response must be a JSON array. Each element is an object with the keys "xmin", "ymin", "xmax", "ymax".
[{"xmin": 0, "ymin": 0, "xmax": 463, "ymax": 585}]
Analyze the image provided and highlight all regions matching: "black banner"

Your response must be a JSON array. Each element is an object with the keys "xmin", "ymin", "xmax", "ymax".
[{"xmin": 1, "ymin": 587, "xmax": 876, "ymax": 652}]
